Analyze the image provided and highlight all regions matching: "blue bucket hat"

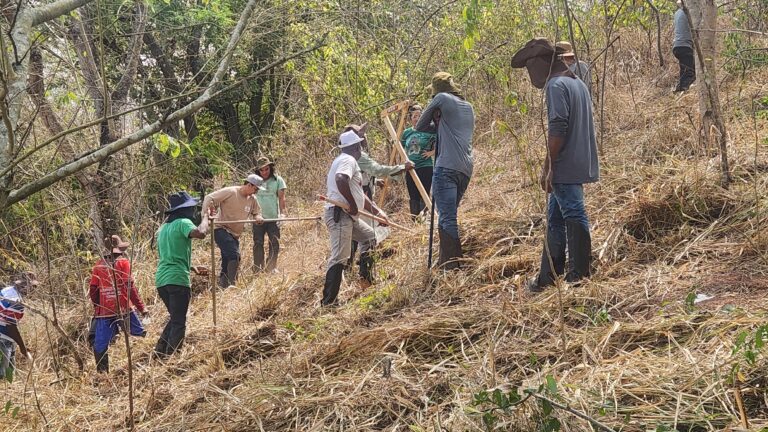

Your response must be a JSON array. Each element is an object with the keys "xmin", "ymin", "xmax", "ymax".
[{"xmin": 165, "ymin": 191, "xmax": 199, "ymax": 213}]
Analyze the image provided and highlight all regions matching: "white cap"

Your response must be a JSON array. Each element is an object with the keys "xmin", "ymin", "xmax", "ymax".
[
  {"xmin": 338, "ymin": 130, "xmax": 364, "ymax": 148},
  {"xmin": 245, "ymin": 174, "xmax": 267, "ymax": 190}
]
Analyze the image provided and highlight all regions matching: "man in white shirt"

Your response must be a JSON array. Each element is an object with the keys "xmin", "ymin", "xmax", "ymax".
[{"xmin": 322, "ymin": 130, "xmax": 390, "ymax": 307}]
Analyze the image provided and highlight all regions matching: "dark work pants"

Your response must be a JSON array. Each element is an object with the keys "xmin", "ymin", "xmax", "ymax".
[
  {"xmin": 406, "ymin": 166, "xmax": 433, "ymax": 217},
  {"xmin": 672, "ymin": 46, "xmax": 696, "ymax": 91},
  {"xmin": 154, "ymin": 284, "xmax": 191, "ymax": 356},
  {"xmin": 253, "ymin": 222, "xmax": 281, "ymax": 271},
  {"xmin": 214, "ymin": 228, "xmax": 240, "ymax": 287},
  {"xmin": 349, "ymin": 186, "xmax": 375, "ymax": 267}
]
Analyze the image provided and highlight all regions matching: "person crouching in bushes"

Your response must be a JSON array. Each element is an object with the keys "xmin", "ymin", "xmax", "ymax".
[{"xmin": 88, "ymin": 235, "xmax": 148, "ymax": 373}]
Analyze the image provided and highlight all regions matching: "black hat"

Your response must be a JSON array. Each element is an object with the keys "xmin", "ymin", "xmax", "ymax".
[{"xmin": 165, "ymin": 191, "xmax": 199, "ymax": 214}]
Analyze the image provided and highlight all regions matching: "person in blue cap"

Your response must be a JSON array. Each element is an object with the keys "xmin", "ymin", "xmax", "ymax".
[{"xmin": 154, "ymin": 191, "xmax": 208, "ymax": 357}]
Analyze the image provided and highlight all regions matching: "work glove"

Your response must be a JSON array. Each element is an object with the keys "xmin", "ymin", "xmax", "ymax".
[{"xmin": 277, "ymin": 213, "xmax": 285, "ymax": 228}]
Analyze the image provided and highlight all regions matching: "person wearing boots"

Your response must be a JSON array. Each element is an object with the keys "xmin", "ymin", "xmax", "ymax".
[
  {"xmin": 322, "ymin": 130, "xmax": 391, "ymax": 307},
  {"xmin": 154, "ymin": 191, "xmax": 207, "ymax": 357},
  {"xmin": 672, "ymin": 1, "xmax": 695, "ymax": 92},
  {"xmin": 88, "ymin": 235, "xmax": 148, "ymax": 373},
  {"xmin": 199, "ymin": 175, "xmax": 265, "ymax": 288},
  {"xmin": 0, "ymin": 271, "xmax": 38, "ymax": 381},
  {"xmin": 343, "ymin": 122, "xmax": 412, "ymax": 269},
  {"xmin": 510, "ymin": 38, "xmax": 599, "ymax": 292},
  {"xmin": 415, "ymin": 72, "xmax": 475, "ymax": 269},
  {"xmin": 253, "ymin": 157, "xmax": 287, "ymax": 273},
  {"xmin": 401, "ymin": 104, "xmax": 436, "ymax": 219}
]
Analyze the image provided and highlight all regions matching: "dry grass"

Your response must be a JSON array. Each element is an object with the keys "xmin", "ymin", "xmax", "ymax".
[{"xmin": 4, "ymin": 31, "xmax": 768, "ymax": 432}]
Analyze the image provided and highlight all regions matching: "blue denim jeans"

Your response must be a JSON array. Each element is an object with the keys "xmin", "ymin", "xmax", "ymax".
[
  {"xmin": 214, "ymin": 228, "xmax": 240, "ymax": 286},
  {"xmin": 93, "ymin": 311, "xmax": 146, "ymax": 353},
  {"xmin": 432, "ymin": 167, "xmax": 470, "ymax": 240},
  {"xmin": 538, "ymin": 184, "xmax": 590, "ymax": 285}
]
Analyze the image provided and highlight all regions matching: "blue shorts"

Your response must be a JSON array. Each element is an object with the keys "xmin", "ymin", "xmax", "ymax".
[{"xmin": 93, "ymin": 311, "xmax": 146, "ymax": 353}]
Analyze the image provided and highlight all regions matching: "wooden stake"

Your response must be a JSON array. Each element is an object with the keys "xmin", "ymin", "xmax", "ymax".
[
  {"xmin": 376, "ymin": 100, "xmax": 411, "ymax": 206},
  {"xmin": 318, "ymin": 195, "xmax": 415, "ymax": 233},
  {"xmin": 213, "ymin": 216, "xmax": 321, "ymax": 224},
  {"xmin": 209, "ymin": 216, "xmax": 217, "ymax": 335},
  {"xmin": 382, "ymin": 115, "xmax": 432, "ymax": 208}
]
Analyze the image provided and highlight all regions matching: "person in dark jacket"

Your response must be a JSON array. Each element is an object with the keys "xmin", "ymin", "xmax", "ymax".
[
  {"xmin": 510, "ymin": 38, "xmax": 600, "ymax": 292},
  {"xmin": 415, "ymin": 72, "xmax": 475, "ymax": 269}
]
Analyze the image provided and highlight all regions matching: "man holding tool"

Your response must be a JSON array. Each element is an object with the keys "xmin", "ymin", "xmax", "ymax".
[
  {"xmin": 198, "ymin": 175, "xmax": 266, "ymax": 288},
  {"xmin": 0, "ymin": 271, "xmax": 37, "ymax": 381},
  {"xmin": 321, "ymin": 130, "xmax": 391, "ymax": 307},
  {"xmin": 415, "ymin": 72, "xmax": 475, "ymax": 270}
]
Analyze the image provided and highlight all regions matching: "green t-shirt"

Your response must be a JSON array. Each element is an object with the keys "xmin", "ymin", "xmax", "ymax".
[
  {"xmin": 400, "ymin": 127, "xmax": 436, "ymax": 169},
  {"xmin": 155, "ymin": 218, "xmax": 196, "ymax": 288},
  {"xmin": 256, "ymin": 175, "xmax": 287, "ymax": 220}
]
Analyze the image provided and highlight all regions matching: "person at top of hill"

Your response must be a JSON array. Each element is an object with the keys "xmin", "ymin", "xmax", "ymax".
[
  {"xmin": 253, "ymin": 156, "xmax": 287, "ymax": 273},
  {"xmin": 672, "ymin": 1, "xmax": 696, "ymax": 92},
  {"xmin": 510, "ymin": 37, "xmax": 599, "ymax": 292},
  {"xmin": 0, "ymin": 271, "xmax": 37, "ymax": 381},
  {"xmin": 321, "ymin": 130, "xmax": 391, "ymax": 307},
  {"xmin": 401, "ymin": 103, "xmax": 436, "ymax": 219},
  {"xmin": 555, "ymin": 41, "xmax": 592, "ymax": 95},
  {"xmin": 88, "ymin": 235, "xmax": 147, "ymax": 373},
  {"xmin": 198, "ymin": 176, "xmax": 266, "ymax": 288},
  {"xmin": 415, "ymin": 71, "xmax": 475, "ymax": 269},
  {"xmin": 154, "ymin": 191, "xmax": 207, "ymax": 357}
]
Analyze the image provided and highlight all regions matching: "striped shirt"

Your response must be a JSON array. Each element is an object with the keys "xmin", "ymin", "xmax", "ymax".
[{"xmin": 0, "ymin": 286, "xmax": 24, "ymax": 342}]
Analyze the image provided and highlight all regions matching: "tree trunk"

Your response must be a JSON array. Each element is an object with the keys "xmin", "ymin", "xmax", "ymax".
[{"xmin": 685, "ymin": 0, "xmax": 731, "ymax": 185}]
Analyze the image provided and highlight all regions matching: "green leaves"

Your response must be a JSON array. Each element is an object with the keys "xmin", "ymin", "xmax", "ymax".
[{"xmin": 153, "ymin": 133, "xmax": 193, "ymax": 158}]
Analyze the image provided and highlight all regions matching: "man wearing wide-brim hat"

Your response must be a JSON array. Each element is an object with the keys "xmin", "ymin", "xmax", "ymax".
[
  {"xmin": 199, "ymin": 175, "xmax": 266, "ymax": 288},
  {"xmin": 253, "ymin": 156, "xmax": 287, "ymax": 273},
  {"xmin": 510, "ymin": 38, "xmax": 599, "ymax": 292},
  {"xmin": 321, "ymin": 129, "xmax": 391, "ymax": 307},
  {"xmin": 414, "ymin": 71, "xmax": 475, "ymax": 269},
  {"xmin": 555, "ymin": 41, "xmax": 592, "ymax": 95},
  {"xmin": 88, "ymin": 235, "xmax": 148, "ymax": 372},
  {"xmin": 0, "ymin": 270, "xmax": 39, "ymax": 380},
  {"xmin": 154, "ymin": 191, "xmax": 207, "ymax": 357}
]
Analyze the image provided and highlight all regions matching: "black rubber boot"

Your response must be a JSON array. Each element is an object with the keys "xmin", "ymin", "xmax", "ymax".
[
  {"xmin": 359, "ymin": 252, "xmax": 375, "ymax": 284},
  {"xmin": 94, "ymin": 350, "xmax": 109, "ymax": 373},
  {"xmin": 347, "ymin": 241, "xmax": 358, "ymax": 269},
  {"xmin": 438, "ymin": 228, "xmax": 463, "ymax": 270},
  {"xmin": 321, "ymin": 264, "xmax": 345, "ymax": 307},
  {"xmin": 223, "ymin": 259, "xmax": 239, "ymax": 288},
  {"xmin": 565, "ymin": 219, "xmax": 592, "ymax": 283},
  {"xmin": 530, "ymin": 227, "xmax": 567, "ymax": 292}
]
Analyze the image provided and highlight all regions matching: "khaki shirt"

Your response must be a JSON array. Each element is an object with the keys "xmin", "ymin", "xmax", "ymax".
[{"xmin": 203, "ymin": 186, "xmax": 260, "ymax": 237}]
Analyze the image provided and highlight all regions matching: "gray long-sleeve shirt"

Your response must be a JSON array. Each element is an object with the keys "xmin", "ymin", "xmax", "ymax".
[
  {"xmin": 569, "ymin": 60, "xmax": 592, "ymax": 95},
  {"xmin": 415, "ymin": 92, "xmax": 475, "ymax": 177},
  {"xmin": 545, "ymin": 76, "xmax": 599, "ymax": 184},
  {"xmin": 673, "ymin": 9, "xmax": 693, "ymax": 49}
]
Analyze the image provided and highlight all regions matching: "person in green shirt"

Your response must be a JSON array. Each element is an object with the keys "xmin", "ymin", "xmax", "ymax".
[
  {"xmin": 400, "ymin": 104, "xmax": 436, "ymax": 218},
  {"xmin": 154, "ymin": 191, "xmax": 207, "ymax": 357},
  {"xmin": 254, "ymin": 157, "xmax": 287, "ymax": 273}
]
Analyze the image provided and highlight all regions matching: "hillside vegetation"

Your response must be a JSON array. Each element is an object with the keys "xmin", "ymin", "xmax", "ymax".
[{"xmin": 2, "ymin": 4, "xmax": 768, "ymax": 432}]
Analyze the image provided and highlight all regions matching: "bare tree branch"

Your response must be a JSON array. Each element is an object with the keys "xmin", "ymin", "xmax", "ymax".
[{"xmin": 32, "ymin": 0, "xmax": 94, "ymax": 26}]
